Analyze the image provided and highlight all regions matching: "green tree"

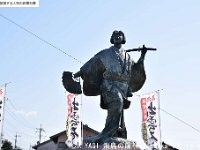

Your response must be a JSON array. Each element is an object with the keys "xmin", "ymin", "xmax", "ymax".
[{"xmin": 1, "ymin": 140, "xmax": 13, "ymax": 150}]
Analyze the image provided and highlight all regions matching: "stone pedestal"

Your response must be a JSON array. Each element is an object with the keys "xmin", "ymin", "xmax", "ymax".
[
  {"xmin": 70, "ymin": 146, "xmax": 141, "ymax": 150},
  {"xmin": 67, "ymin": 139, "xmax": 141, "ymax": 150},
  {"xmin": 79, "ymin": 145, "xmax": 141, "ymax": 150}
]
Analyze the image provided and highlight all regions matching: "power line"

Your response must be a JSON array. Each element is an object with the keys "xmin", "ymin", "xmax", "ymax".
[
  {"xmin": 0, "ymin": 14, "xmax": 83, "ymax": 64},
  {"xmin": 135, "ymin": 91, "xmax": 200, "ymax": 135},
  {"xmin": 5, "ymin": 99, "xmax": 40, "ymax": 147},
  {"xmin": 160, "ymin": 108, "xmax": 200, "ymax": 134},
  {"xmin": 7, "ymin": 98, "xmax": 36, "ymax": 129},
  {"xmin": 2, "ymin": 7, "xmax": 199, "ymax": 143},
  {"xmin": 18, "ymin": 132, "xmax": 37, "ymax": 139},
  {"xmin": 4, "ymin": 121, "xmax": 37, "ymax": 149},
  {"xmin": 4, "ymin": 119, "xmax": 18, "ymax": 132},
  {"xmin": 4, "ymin": 125, "xmax": 36, "ymax": 139},
  {"xmin": 3, "ymin": 131, "xmax": 14, "ymax": 141},
  {"xmin": 4, "ymin": 107, "xmax": 35, "ymax": 130}
]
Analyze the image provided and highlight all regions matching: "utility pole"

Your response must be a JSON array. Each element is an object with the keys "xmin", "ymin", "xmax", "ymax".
[
  {"xmin": 14, "ymin": 133, "xmax": 21, "ymax": 149},
  {"xmin": 36, "ymin": 124, "xmax": 45, "ymax": 144}
]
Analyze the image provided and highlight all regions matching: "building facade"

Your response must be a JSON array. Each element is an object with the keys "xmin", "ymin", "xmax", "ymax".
[{"xmin": 32, "ymin": 124, "xmax": 99, "ymax": 150}]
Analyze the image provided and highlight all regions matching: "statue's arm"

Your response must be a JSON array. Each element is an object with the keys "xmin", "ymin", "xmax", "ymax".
[
  {"xmin": 129, "ymin": 48, "xmax": 147, "ymax": 93},
  {"xmin": 73, "ymin": 55, "xmax": 105, "ymax": 79},
  {"xmin": 73, "ymin": 56, "xmax": 97, "ymax": 78}
]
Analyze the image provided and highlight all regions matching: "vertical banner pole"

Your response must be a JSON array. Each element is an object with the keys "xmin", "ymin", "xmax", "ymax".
[
  {"xmin": 65, "ymin": 93, "xmax": 82, "ymax": 148},
  {"xmin": 0, "ymin": 86, "xmax": 5, "ymax": 150},
  {"xmin": 0, "ymin": 83, "xmax": 10, "ymax": 149},
  {"xmin": 79, "ymin": 77, "xmax": 83, "ymax": 146},
  {"xmin": 156, "ymin": 90, "xmax": 162, "ymax": 148},
  {"xmin": 140, "ymin": 91, "xmax": 162, "ymax": 150},
  {"xmin": 81, "ymin": 93, "xmax": 83, "ymax": 146}
]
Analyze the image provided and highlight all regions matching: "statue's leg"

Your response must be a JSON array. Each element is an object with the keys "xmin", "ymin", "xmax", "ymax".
[
  {"xmin": 84, "ymin": 90, "xmax": 123, "ymax": 144},
  {"xmin": 101, "ymin": 99, "xmax": 123, "ymax": 137},
  {"xmin": 113, "ymin": 110, "xmax": 127, "ymax": 139}
]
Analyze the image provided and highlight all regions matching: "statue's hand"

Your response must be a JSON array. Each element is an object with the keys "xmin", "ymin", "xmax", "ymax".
[
  {"xmin": 138, "ymin": 45, "xmax": 147, "ymax": 62},
  {"xmin": 73, "ymin": 71, "xmax": 82, "ymax": 78},
  {"xmin": 141, "ymin": 45, "xmax": 147, "ymax": 55}
]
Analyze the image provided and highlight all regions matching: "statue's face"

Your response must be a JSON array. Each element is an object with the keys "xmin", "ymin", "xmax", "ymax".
[{"xmin": 112, "ymin": 31, "xmax": 124, "ymax": 44}]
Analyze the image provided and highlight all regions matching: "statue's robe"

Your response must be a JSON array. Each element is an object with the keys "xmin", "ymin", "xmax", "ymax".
[{"xmin": 80, "ymin": 46, "xmax": 146, "ymax": 109}]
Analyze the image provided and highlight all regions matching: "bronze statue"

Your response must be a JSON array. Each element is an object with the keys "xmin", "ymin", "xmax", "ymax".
[{"xmin": 62, "ymin": 30, "xmax": 156, "ymax": 145}]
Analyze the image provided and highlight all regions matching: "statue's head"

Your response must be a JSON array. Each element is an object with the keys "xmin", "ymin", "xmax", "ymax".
[{"xmin": 110, "ymin": 30, "xmax": 126, "ymax": 45}]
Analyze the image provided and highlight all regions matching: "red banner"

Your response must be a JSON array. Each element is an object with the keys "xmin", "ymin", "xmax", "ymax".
[
  {"xmin": 65, "ymin": 93, "xmax": 82, "ymax": 148},
  {"xmin": 141, "ymin": 92, "xmax": 161, "ymax": 150}
]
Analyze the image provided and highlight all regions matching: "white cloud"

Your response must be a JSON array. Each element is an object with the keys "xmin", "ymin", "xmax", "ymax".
[{"xmin": 15, "ymin": 110, "xmax": 37, "ymax": 117}]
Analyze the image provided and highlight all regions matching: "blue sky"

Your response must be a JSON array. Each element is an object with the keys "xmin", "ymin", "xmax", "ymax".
[{"xmin": 1, "ymin": 0, "xmax": 200, "ymax": 149}]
